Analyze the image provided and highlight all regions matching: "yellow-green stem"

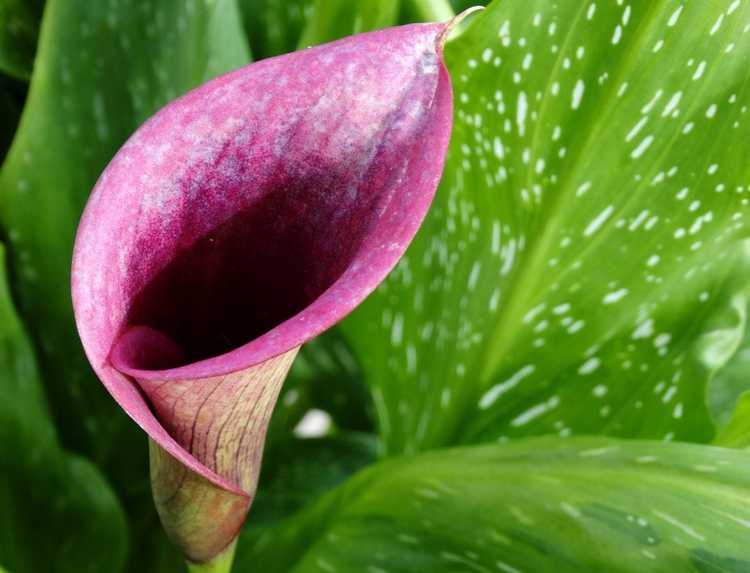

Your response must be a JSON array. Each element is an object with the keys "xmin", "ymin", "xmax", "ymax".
[{"xmin": 186, "ymin": 540, "xmax": 237, "ymax": 573}]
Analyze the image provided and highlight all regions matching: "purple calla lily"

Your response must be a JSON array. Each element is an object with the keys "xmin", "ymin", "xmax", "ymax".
[{"xmin": 72, "ymin": 22, "xmax": 453, "ymax": 566}]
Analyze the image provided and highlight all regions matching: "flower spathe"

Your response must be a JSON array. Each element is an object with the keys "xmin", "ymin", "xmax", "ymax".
[{"xmin": 72, "ymin": 22, "xmax": 453, "ymax": 564}]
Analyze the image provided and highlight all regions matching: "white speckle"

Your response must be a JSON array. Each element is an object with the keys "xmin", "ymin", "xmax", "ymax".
[
  {"xmin": 560, "ymin": 502, "xmax": 582, "ymax": 519},
  {"xmin": 467, "ymin": 262, "xmax": 481, "ymax": 291},
  {"xmin": 511, "ymin": 395, "xmax": 560, "ymax": 427},
  {"xmin": 553, "ymin": 303, "xmax": 571, "ymax": 315},
  {"xmin": 632, "ymin": 318, "xmax": 654, "ymax": 339},
  {"xmin": 710, "ymin": 13, "xmax": 724, "ymax": 35},
  {"xmin": 631, "ymin": 135, "xmax": 655, "ymax": 159},
  {"xmin": 626, "ymin": 116, "xmax": 649, "ymax": 142},
  {"xmin": 662, "ymin": 91, "xmax": 682, "ymax": 117},
  {"xmin": 673, "ymin": 402, "xmax": 683, "ymax": 418},
  {"xmin": 572, "ymin": 80, "xmax": 585, "ymax": 110},
  {"xmin": 667, "ymin": 5, "xmax": 683, "ymax": 27},
  {"xmin": 479, "ymin": 365, "xmax": 536, "ymax": 409},
  {"xmin": 652, "ymin": 511, "xmax": 705, "ymax": 541},
  {"xmin": 654, "ymin": 333, "xmax": 672, "ymax": 348},
  {"xmin": 576, "ymin": 181, "xmax": 592, "ymax": 196},
  {"xmin": 603, "ymin": 288, "xmax": 628, "ymax": 304},
  {"xmin": 391, "ymin": 313, "xmax": 403, "ymax": 346},
  {"xmin": 578, "ymin": 357, "xmax": 601, "ymax": 375},
  {"xmin": 692, "ymin": 61, "xmax": 707, "ymax": 80},
  {"xmin": 583, "ymin": 205, "xmax": 614, "ymax": 237},
  {"xmin": 593, "ymin": 384, "xmax": 608, "ymax": 397},
  {"xmin": 517, "ymin": 92, "xmax": 528, "ymax": 136},
  {"xmin": 612, "ymin": 24, "xmax": 623, "ymax": 44},
  {"xmin": 706, "ymin": 104, "xmax": 717, "ymax": 118}
]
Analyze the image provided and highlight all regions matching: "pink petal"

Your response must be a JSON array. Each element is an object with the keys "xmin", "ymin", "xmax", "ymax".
[{"xmin": 72, "ymin": 22, "xmax": 452, "ymax": 561}]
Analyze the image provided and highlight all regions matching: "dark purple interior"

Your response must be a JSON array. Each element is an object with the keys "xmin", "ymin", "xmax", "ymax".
[{"xmin": 124, "ymin": 172, "xmax": 382, "ymax": 369}]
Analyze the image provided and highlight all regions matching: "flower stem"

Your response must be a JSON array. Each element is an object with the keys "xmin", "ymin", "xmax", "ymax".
[{"xmin": 186, "ymin": 540, "xmax": 237, "ymax": 573}]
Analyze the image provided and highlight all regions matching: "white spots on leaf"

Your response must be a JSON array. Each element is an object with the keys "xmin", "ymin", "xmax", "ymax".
[
  {"xmin": 692, "ymin": 61, "xmax": 707, "ymax": 80},
  {"xmin": 710, "ymin": 13, "xmax": 724, "ymax": 36},
  {"xmin": 706, "ymin": 104, "xmax": 718, "ymax": 118},
  {"xmin": 631, "ymin": 135, "xmax": 655, "ymax": 159},
  {"xmin": 511, "ymin": 395, "xmax": 560, "ymax": 426},
  {"xmin": 391, "ymin": 313, "xmax": 404, "ymax": 346},
  {"xmin": 612, "ymin": 24, "xmax": 623, "ymax": 44},
  {"xmin": 593, "ymin": 384, "xmax": 608, "ymax": 397},
  {"xmin": 652, "ymin": 510, "xmax": 706, "ymax": 542},
  {"xmin": 578, "ymin": 357, "xmax": 601, "ymax": 375},
  {"xmin": 516, "ymin": 91, "xmax": 528, "ymax": 136},
  {"xmin": 587, "ymin": 3, "xmax": 597, "ymax": 20},
  {"xmin": 571, "ymin": 80, "xmax": 585, "ymax": 110},
  {"xmin": 479, "ymin": 365, "xmax": 536, "ymax": 409},
  {"xmin": 662, "ymin": 91, "xmax": 682, "ymax": 117},
  {"xmin": 626, "ymin": 116, "xmax": 649, "ymax": 142},
  {"xmin": 603, "ymin": 288, "xmax": 628, "ymax": 304},
  {"xmin": 583, "ymin": 205, "xmax": 614, "ymax": 237},
  {"xmin": 632, "ymin": 318, "xmax": 654, "ymax": 339},
  {"xmin": 667, "ymin": 5, "xmax": 683, "ymax": 27}
]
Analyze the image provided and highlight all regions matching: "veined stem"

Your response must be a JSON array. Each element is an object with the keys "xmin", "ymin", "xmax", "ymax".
[
  {"xmin": 406, "ymin": 0, "xmax": 455, "ymax": 22},
  {"xmin": 186, "ymin": 540, "xmax": 237, "ymax": 573}
]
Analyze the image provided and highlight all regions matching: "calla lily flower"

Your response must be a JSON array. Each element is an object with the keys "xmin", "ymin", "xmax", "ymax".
[{"xmin": 72, "ymin": 21, "xmax": 453, "ymax": 569}]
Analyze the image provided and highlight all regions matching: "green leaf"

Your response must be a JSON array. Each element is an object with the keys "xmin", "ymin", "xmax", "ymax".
[
  {"xmin": 0, "ymin": 0, "xmax": 44, "ymax": 80},
  {"xmin": 250, "ymin": 433, "xmax": 378, "ymax": 529},
  {"xmin": 0, "ymin": 2, "xmax": 249, "ymax": 570},
  {"xmin": 708, "ymin": 285, "xmax": 750, "ymax": 427},
  {"xmin": 714, "ymin": 391, "xmax": 750, "ymax": 449},
  {"xmin": 237, "ymin": 437, "xmax": 750, "ymax": 573},
  {"xmin": 342, "ymin": 0, "xmax": 750, "ymax": 453},
  {"xmin": 0, "ymin": 243, "xmax": 127, "ymax": 573},
  {"xmin": 238, "ymin": 0, "xmax": 312, "ymax": 60},
  {"xmin": 400, "ymin": 0, "xmax": 455, "ymax": 24},
  {"xmin": 0, "ymin": 0, "xmax": 250, "ymax": 465},
  {"xmin": 297, "ymin": 0, "xmax": 400, "ymax": 49}
]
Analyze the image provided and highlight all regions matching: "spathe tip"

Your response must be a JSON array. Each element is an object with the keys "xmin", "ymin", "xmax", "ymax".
[{"xmin": 438, "ymin": 5, "xmax": 485, "ymax": 48}]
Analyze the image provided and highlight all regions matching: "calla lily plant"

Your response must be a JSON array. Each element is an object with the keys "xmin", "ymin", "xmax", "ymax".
[{"xmin": 72, "ymin": 19, "xmax": 458, "ymax": 570}]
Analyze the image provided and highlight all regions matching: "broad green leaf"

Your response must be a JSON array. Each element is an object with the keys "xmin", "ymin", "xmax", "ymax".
[
  {"xmin": 250, "ymin": 433, "xmax": 377, "ymax": 529},
  {"xmin": 0, "ymin": 0, "xmax": 250, "ymax": 465},
  {"xmin": 714, "ymin": 391, "xmax": 750, "ymax": 448},
  {"xmin": 0, "ymin": 0, "xmax": 43, "ymax": 79},
  {"xmin": 238, "ymin": 0, "xmax": 312, "ymax": 60},
  {"xmin": 342, "ymin": 0, "xmax": 750, "ymax": 453},
  {"xmin": 236, "ymin": 437, "xmax": 750, "ymax": 573},
  {"xmin": 708, "ymin": 286, "xmax": 750, "ymax": 427},
  {"xmin": 0, "ymin": 244, "xmax": 127, "ymax": 572},
  {"xmin": 297, "ymin": 0, "xmax": 400, "ymax": 49},
  {"xmin": 400, "ymin": 0, "xmax": 455, "ymax": 23}
]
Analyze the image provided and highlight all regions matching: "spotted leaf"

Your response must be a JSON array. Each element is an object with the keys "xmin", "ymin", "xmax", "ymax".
[
  {"xmin": 342, "ymin": 0, "xmax": 750, "ymax": 453},
  {"xmin": 0, "ymin": 0, "xmax": 250, "ymax": 463},
  {"xmin": 237, "ymin": 437, "xmax": 750, "ymax": 572},
  {"xmin": 0, "ymin": 243, "xmax": 128, "ymax": 573}
]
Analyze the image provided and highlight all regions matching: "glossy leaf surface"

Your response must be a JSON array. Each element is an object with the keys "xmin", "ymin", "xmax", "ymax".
[
  {"xmin": 238, "ymin": 437, "xmax": 750, "ymax": 572},
  {"xmin": 0, "ymin": 244, "xmax": 127, "ymax": 572},
  {"xmin": 343, "ymin": 0, "xmax": 750, "ymax": 454},
  {"xmin": 0, "ymin": 0, "xmax": 249, "ymax": 463}
]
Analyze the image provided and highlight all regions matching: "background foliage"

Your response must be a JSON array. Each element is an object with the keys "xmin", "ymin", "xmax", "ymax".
[{"xmin": 1, "ymin": 0, "xmax": 749, "ymax": 571}]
